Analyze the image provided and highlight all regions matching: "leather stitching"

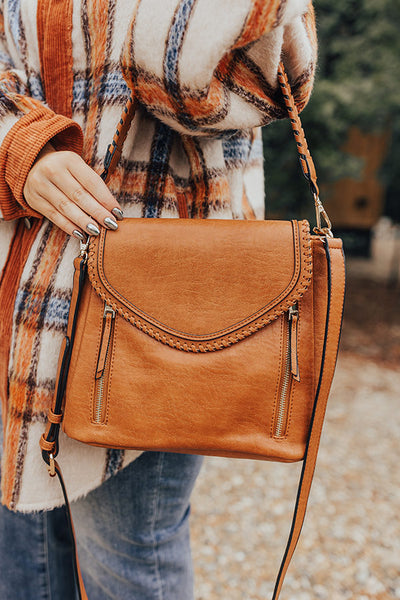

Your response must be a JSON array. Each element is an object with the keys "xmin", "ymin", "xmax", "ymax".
[
  {"xmin": 103, "ymin": 313, "xmax": 117, "ymax": 426},
  {"xmin": 270, "ymin": 314, "xmax": 285, "ymax": 439},
  {"xmin": 90, "ymin": 297, "xmax": 106, "ymax": 424},
  {"xmin": 86, "ymin": 221, "xmax": 313, "ymax": 353},
  {"xmin": 97, "ymin": 219, "xmax": 306, "ymax": 337}
]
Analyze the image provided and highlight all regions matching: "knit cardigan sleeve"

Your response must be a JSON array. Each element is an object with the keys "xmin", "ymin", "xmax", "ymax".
[
  {"xmin": 0, "ymin": 15, "xmax": 83, "ymax": 222},
  {"xmin": 121, "ymin": 0, "xmax": 317, "ymax": 136}
]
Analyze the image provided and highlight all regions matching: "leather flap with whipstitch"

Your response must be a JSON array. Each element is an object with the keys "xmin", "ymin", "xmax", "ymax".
[{"xmin": 87, "ymin": 219, "xmax": 312, "ymax": 352}]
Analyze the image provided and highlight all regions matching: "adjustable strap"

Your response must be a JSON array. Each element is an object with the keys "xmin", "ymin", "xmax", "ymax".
[
  {"xmin": 40, "ymin": 66, "xmax": 344, "ymax": 599},
  {"xmin": 98, "ymin": 64, "xmax": 333, "ymax": 235},
  {"xmin": 41, "ymin": 240, "xmax": 345, "ymax": 600},
  {"xmin": 40, "ymin": 251, "xmax": 89, "ymax": 599},
  {"xmin": 40, "ymin": 254, "xmax": 88, "ymax": 469},
  {"xmin": 272, "ymin": 238, "xmax": 345, "ymax": 599}
]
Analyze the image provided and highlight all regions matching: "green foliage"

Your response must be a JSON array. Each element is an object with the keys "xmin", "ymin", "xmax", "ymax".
[
  {"xmin": 264, "ymin": 0, "xmax": 400, "ymax": 220},
  {"xmin": 382, "ymin": 116, "xmax": 400, "ymax": 223}
]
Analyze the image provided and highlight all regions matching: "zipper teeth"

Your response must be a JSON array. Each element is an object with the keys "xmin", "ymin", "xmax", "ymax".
[
  {"xmin": 94, "ymin": 308, "xmax": 114, "ymax": 424},
  {"xmin": 275, "ymin": 318, "xmax": 291, "ymax": 438},
  {"xmin": 95, "ymin": 371, "xmax": 106, "ymax": 423}
]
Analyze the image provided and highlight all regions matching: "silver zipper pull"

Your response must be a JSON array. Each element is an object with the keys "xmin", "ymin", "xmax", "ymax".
[
  {"xmin": 288, "ymin": 304, "xmax": 300, "ymax": 382},
  {"xmin": 103, "ymin": 303, "xmax": 116, "ymax": 318},
  {"xmin": 79, "ymin": 236, "xmax": 90, "ymax": 261}
]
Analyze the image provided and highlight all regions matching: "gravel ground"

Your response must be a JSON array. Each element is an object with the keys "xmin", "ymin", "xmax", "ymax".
[{"xmin": 190, "ymin": 272, "xmax": 400, "ymax": 600}]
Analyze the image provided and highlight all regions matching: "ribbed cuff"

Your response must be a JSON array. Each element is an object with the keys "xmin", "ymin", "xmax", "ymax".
[{"xmin": 0, "ymin": 107, "xmax": 83, "ymax": 221}]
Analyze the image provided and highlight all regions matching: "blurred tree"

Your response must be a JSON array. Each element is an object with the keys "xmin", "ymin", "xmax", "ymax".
[
  {"xmin": 382, "ymin": 115, "xmax": 400, "ymax": 223},
  {"xmin": 263, "ymin": 0, "xmax": 400, "ymax": 223}
]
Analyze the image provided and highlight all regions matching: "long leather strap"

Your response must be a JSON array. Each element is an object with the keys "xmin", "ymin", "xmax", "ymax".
[
  {"xmin": 98, "ymin": 63, "xmax": 332, "ymax": 235},
  {"xmin": 40, "ymin": 251, "xmax": 88, "ymax": 598},
  {"xmin": 40, "ymin": 66, "xmax": 344, "ymax": 599},
  {"xmin": 41, "ymin": 237, "xmax": 345, "ymax": 600},
  {"xmin": 53, "ymin": 460, "xmax": 89, "ymax": 600},
  {"xmin": 272, "ymin": 238, "xmax": 345, "ymax": 599},
  {"xmin": 100, "ymin": 65, "xmax": 319, "ymax": 193}
]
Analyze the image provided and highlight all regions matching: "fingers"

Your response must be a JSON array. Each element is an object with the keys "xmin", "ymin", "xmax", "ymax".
[
  {"xmin": 30, "ymin": 179, "xmax": 106, "ymax": 238},
  {"xmin": 46, "ymin": 168, "xmax": 119, "ymax": 233},
  {"xmin": 25, "ymin": 192, "xmax": 87, "ymax": 239},
  {"xmin": 23, "ymin": 148, "xmax": 124, "ymax": 237},
  {"xmin": 66, "ymin": 153, "xmax": 119, "ymax": 216}
]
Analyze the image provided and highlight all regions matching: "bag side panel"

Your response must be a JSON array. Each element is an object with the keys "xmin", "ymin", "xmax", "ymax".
[{"xmin": 312, "ymin": 239, "xmax": 330, "ymax": 388}]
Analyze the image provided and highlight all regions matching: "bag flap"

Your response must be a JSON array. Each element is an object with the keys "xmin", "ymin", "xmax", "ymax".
[{"xmin": 87, "ymin": 219, "xmax": 312, "ymax": 352}]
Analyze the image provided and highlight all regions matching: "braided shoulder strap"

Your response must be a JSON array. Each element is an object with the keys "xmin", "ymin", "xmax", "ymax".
[
  {"xmin": 277, "ymin": 65, "xmax": 332, "ymax": 237},
  {"xmin": 100, "ymin": 94, "xmax": 137, "ymax": 183},
  {"xmin": 99, "ymin": 64, "xmax": 332, "ymax": 236},
  {"xmin": 39, "ymin": 64, "xmax": 340, "ymax": 600}
]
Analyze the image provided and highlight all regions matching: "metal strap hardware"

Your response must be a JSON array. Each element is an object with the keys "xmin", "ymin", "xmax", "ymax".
[
  {"xmin": 40, "ymin": 64, "xmax": 340, "ymax": 600},
  {"xmin": 103, "ymin": 65, "xmax": 333, "ymax": 236},
  {"xmin": 277, "ymin": 63, "xmax": 333, "ymax": 237},
  {"xmin": 314, "ymin": 193, "xmax": 333, "ymax": 238}
]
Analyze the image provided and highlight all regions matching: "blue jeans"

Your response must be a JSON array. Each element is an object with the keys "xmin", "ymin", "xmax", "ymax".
[{"xmin": 0, "ymin": 452, "xmax": 203, "ymax": 600}]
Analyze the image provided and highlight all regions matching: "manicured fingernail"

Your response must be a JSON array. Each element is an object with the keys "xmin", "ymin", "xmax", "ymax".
[
  {"xmin": 104, "ymin": 217, "xmax": 118, "ymax": 231},
  {"xmin": 87, "ymin": 223, "xmax": 100, "ymax": 236},
  {"xmin": 72, "ymin": 229, "xmax": 85, "ymax": 241},
  {"xmin": 111, "ymin": 207, "xmax": 124, "ymax": 221}
]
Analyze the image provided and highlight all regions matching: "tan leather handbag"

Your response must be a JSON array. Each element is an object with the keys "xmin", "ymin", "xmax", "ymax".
[{"xmin": 41, "ymin": 65, "xmax": 345, "ymax": 600}]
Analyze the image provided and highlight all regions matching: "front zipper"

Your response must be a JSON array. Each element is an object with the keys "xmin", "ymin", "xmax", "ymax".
[
  {"xmin": 274, "ymin": 303, "xmax": 299, "ymax": 438},
  {"xmin": 93, "ymin": 303, "xmax": 116, "ymax": 424},
  {"xmin": 288, "ymin": 304, "xmax": 300, "ymax": 381}
]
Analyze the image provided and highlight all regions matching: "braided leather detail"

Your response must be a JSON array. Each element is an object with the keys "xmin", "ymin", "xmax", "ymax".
[
  {"xmin": 277, "ymin": 63, "xmax": 319, "ymax": 197},
  {"xmin": 39, "ymin": 434, "xmax": 56, "ymax": 453},
  {"xmin": 101, "ymin": 94, "xmax": 137, "ymax": 182},
  {"xmin": 86, "ymin": 221, "xmax": 313, "ymax": 353},
  {"xmin": 102, "ymin": 66, "xmax": 319, "ymax": 198},
  {"xmin": 47, "ymin": 409, "xmax": 63, "ymax": 424}
]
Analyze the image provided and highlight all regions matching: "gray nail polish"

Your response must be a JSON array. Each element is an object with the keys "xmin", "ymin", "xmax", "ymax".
[
  {"xmin": 111, "ymin": 207, "xmax": 124, "ymax": 221},
  {"xmin": 104, "ymin": 217, "xmax": 118, "ymax": 230},
  {"xmin": 72, "ymin": 229, "xmax": 85, "ymax": 241},
  {"xmin": 86, "ymin": 223, "xmax": 100, "ymax": 236}
]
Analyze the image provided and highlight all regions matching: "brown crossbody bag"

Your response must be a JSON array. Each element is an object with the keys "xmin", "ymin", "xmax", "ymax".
[{"xmin": 40, "ymin": 65, "xmax": 346, "ymax": 600}]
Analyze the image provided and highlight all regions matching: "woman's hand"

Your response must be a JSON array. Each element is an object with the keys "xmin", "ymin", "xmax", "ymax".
[{"xmin": 23, "ymin": 143, "xmax": 124, "ymax": 239}]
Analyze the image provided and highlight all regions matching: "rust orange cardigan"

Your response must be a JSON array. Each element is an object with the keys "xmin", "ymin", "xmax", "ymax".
[{"xmin": 0, "ymin": 0, "xmax": 83, "ymax": 413}]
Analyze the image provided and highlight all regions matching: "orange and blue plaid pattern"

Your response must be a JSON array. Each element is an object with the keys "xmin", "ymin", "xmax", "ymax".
[
  {"xmin": 0, "ymin": 0, "xmax": 317, "ymax": 511},
  {"xmin": 121, "ymin": 0, "xmax": 316, "ymax": 135}
]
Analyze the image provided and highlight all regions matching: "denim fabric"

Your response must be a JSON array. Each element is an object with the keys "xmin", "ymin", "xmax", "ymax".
[
  {"xmin": 0, "ymin": 503, "xmax": 77, "ymax": 599},
  {"xmin": 0, "ymin": 452, "xmax": 203, "ymax": 600}
]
